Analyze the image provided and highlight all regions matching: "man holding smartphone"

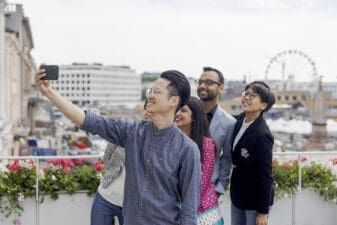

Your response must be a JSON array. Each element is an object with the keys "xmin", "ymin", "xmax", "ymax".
[{"xmin": 35, "ymin": 67, "xmax": 201, "ymax": 225}]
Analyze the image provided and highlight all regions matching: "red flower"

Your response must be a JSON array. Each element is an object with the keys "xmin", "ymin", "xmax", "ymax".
[
  {"xmin": 48, "ymin": 159, "xmax": 75, "ymax": 168},
  {"xmin": 7, "ymin": 160, "xmax": 21, "ymax": 172},
  {"xmin": 48, "ymin": 159, "xmax": 61, "ymax": 166},
  {"xmin": 27, "ymin": 160, "xmax": 36, "ymax": 168},
  {"xmin": 93, "ymin": 160, "xmax": 105, "ymax": 172},
  {"xmin": 330, "ymin": 158, "xmax": 337, "ymax": 166},
  {"xmin": 61, "ymin": 159, "xmax": 75, "ymax": 168},
  {"xmin": 72, "ymin": 158, "xmax": 88, "ymax": 165}
]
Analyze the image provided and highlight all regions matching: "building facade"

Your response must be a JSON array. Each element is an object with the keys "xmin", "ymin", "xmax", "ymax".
[
  {"xmin": 53, "ymin": 63, "xmax": 141, "ymax": 107},
  {"xmin": 3, "ymin": 3, "xmax": 35, "ymax": 124},
  {"xmin": 0, "ymin": 3, "xmax": 36, "ymax": 156}
]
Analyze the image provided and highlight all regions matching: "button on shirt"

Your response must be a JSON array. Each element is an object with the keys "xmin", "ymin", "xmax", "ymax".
[{"xmin": 81, "ymin": 111, "xmax": 201, "ymax": 225}]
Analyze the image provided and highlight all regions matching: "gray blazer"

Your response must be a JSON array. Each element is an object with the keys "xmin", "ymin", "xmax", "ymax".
[
  {"xmin": 210, "ymin": 105, "xmax": 236, "ymax": 193},
  {"xmin": 102, "ymin": 143, "xmax": 125, "ymax": 188}
]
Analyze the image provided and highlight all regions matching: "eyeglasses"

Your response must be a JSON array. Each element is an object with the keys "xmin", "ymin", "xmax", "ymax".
[
  {"xmin": 241, "ymin": 91, "xmax": 259, "ymax": 99},
  {"xmin": 196, "ymin": 79, "xmax": 221, "ymax": 86},
  {"xmin": 146, "ymin": 88, "xmax": 162, "ymax": 97}
]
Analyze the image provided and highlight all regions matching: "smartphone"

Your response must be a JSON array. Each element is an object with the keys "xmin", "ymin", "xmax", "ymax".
[{"xmin": 40, "ymin": 65, "xmax": 59, "ymax": 80}]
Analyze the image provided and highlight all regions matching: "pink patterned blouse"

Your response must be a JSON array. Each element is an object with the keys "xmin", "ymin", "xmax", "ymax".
[{"xmin": 197, "ymin": 137, "xmax": 218, "ymax": 214}]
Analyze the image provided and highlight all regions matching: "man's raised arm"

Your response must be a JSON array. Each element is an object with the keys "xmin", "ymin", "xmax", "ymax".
[{"xmin": 34, "ymin": 68, "xmax": 85, "ymax": 126}]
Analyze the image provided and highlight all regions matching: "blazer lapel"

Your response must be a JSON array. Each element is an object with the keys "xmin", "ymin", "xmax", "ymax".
[
  {"xmin": 209, "ymin": 106, "xmax": 221, "ymax": 133},
  {"xmin": 232, "ymin": 113, "xmax": 263, "ymax": 151},
  {"xmin": 231, "ymin": 114, "xmax": 244, "ymax": 149}
]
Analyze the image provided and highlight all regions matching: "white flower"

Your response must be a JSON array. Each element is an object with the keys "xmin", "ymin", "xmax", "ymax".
[
  {"xmin": 18, "ymin": 193, "xmax": 25, "ymax": 202},
  {"xmin": 96, "ymin": 173, "xmax": 102, "ymax": 180},
  {"xmin": 39, "ymin": 169, "xmax": 45, "ymax": 179},
  {"xmin": 51, "ymin": 175, "xmax": 57, "ymax": 181},
  {"xmin": 332, "ymin": 181, "xmax": 337, "ymax": 188},
  {"xmin": 284, "ymin": 193, "xmax": 288, "ymax": 198}
]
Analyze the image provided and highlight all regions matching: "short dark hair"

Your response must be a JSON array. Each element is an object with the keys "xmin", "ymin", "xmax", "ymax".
[
  {"xmin": 203, "ymin": 66, "xmax": 225, "ymax": 84},
  {"xmin": 245, "ymin": 81, "xmax": 275, "ymax": 112},
  {"xmin": 160, "ymin": 70, "xmax": 190, "ymax": 109},
  {"xmin": 185, "ymin": 97, "xmax": 211, "ymax": 159}
]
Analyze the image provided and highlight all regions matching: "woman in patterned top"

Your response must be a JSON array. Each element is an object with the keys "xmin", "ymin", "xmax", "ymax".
[{"xmin": 175, "ymin": 96, "xmax": 224, "ymax": 225}]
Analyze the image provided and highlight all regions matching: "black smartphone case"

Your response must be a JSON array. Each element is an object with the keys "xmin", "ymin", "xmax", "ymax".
[{"xmin": 41, "ymin": 65, "xmax": 59, "ymax": 80}]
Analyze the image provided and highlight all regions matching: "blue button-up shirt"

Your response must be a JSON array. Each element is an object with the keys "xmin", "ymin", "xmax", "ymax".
[{"xmin": 81, "ymin": 111, "xmax": 201, "ymax": 225}]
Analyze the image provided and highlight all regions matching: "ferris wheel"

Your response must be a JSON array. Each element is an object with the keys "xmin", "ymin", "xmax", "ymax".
[{"xmin": 265, "ymin": 49, "xmax": 318, "ymax": 91}]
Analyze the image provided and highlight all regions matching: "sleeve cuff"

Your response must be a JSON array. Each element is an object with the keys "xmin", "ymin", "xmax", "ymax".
[{"xmin": 215, "ymin": 182, "xmax": 226, "ymax": 194}]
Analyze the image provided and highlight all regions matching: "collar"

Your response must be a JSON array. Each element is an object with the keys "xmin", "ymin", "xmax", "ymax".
[
  {"xmin": 150, "ymin": 121, "xmax": 177, "ymax": 136},
  {"xmin": 206, "ymin": 104, "xmax": 218, "ymax": 124}
]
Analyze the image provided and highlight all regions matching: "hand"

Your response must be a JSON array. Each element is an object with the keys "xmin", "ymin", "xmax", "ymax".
[
  {"xmin": 143, "ymin": 111, "xmax": 153, "ymax": 121},
  {"xmin": 256, "ymin": 213, "xmax": 268, "ymax": 225},
  {"xmin": 34, "ymin": 67, "xmax": 51, "ymax": 96}
]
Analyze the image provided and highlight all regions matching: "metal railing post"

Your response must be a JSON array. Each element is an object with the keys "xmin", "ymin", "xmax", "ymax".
[
  {"xmin": 298, "ymin": 154, "xmax": 302, "ymax": 192},
  {"xmin": 292, "ymin": 193, "xmax": 296, "ymax": 225},
  {"xmin": 35, "ymin": 158, "xmax": 40, "ymax": 225}
]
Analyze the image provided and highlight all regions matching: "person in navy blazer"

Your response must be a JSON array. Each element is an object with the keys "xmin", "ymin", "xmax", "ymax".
[{"xmin": 230, "ymin": 81, "xmax": 275, "ymax": 225}]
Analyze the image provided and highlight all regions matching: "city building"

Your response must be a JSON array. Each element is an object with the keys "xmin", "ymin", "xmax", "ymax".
[
  {"xmin": 2, "ymin": 3, "xmax": 36, "ymax": 124},
  {"xmin": 222, "ymin": 78, "xmax": 337, "ymax": 121},
  {"xmin": 0, "ymin": 2, "xmax": 36, "ymax": 156},
  {"xmin": 52, "ymin": 63, "xmax": 141, "ymax": 107}
]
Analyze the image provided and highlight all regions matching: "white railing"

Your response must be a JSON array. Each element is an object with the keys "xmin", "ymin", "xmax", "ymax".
[
  {"xmin": 273, "ymin": 151, "xmax": 337, "ymax": 225},
  {"xmin": 1, "ymin": 151, "xmax": 337, "ymax": 225},
  {"xmin": 274, "ymin": 151, "xmax": 337, "ymax": 191}
]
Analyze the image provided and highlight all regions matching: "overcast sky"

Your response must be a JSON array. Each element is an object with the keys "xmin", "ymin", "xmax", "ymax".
[{"xmin": 11, "ymin": 0, "xmax": 337, "ymax": 81}]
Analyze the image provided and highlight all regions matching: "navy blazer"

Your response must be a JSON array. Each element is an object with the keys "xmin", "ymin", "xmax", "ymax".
[{"xmin": 230, "ymin": 113, "xmax": 274, "ymax": 214}]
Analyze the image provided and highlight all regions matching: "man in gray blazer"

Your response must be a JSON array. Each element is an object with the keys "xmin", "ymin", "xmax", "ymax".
[{"xmin": 197, "ymin": 66, "xmax": 236, "ymax": 194}]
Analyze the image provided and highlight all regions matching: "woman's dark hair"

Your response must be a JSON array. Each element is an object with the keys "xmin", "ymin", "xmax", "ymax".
[
  {"xmin": 144, "ymin": 100, "xmax": 148, "ymax": 110},
  {"xmin": 160, "ymin": 70, "xmax": 190, "ymax": 109},
  {"xmin": 245, "ymin": 81, "xmax": 275, "ymax": 112},
  {"xmin": 185, "ymin": 97, "xmax": 211, "ymax": 158}
]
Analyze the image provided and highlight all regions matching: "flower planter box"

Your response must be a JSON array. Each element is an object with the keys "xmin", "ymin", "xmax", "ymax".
[
  {"xmin": 2, "ymin": 191, "xmax": 337, "ymax": 225},
  {"xmin": 269, "ymin": 190, "xmax": 337, "ymax": 225},
  {"xmin": 219, "ymin": 190, "xmax": 337, "ymax": 225},
  {"xmin": 3, "ymin": 193, "xmax": 93, "ymax": 225}
]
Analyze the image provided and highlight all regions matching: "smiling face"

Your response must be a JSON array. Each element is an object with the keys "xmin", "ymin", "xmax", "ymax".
[
  {"xmin": 175, "ymin": 105, "xmax": 193, "ymax": 129},
  {"xmin": 241, "ymin": 88, "xmax": 267, "ymax": 115},
  {"xmin": 145, "ymin": 78, "xmax": 178, "ymax": 114},
  {"xmin": 197, "ymin": 71, "xmax": 224, "ymax": 101}
]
